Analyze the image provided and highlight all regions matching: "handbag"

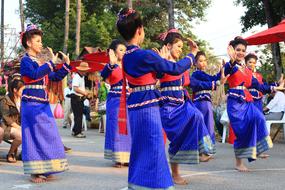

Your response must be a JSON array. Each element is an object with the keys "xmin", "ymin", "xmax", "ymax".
[{"xmin": 54, "ymin": 102, "xmax": 64, "ymax": 119}]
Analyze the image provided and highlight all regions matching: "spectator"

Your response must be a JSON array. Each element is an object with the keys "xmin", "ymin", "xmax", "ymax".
[
  {"xmin": 263, "ymin": 90, "xmax": 285, "ymax": 120},
  {"xmin": 0, "ymin": 78, "xmax": 24, "ymax": 163},
  {"xmin": 63, "ymin": 79, "xmax": 73, "ymax": 128},
  {"xmin": 71, "ymin": 62, "xmax": 90, "ymax": 138}
]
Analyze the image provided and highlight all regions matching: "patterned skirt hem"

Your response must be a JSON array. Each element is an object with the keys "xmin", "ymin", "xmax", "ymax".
[
  {"xmin": 128, "ymin": 183, "xmax": 175, "ymax": 190},
  {"xmin": 169, "ymin": 150, "xmax": 199, "ymax": 164},
  {"xmin": 234, "ymin": 136, "xmax": 273, "ymax": 159},
  {"xmin": 104, "ymin": 149, "xmax": 130, "ymax": 163},
  {"xmin": 23, "ymin": 158, "xmax": 68, "ymax": 174},
  {"xmin": 199, "ymin": 135, "xmax": 216, "ymax": 155}
]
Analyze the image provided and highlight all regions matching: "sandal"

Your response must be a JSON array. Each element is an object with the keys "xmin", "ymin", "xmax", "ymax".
[{"xmin": 7, "ymin": 153, "xmax": 17, "ymax": 163}]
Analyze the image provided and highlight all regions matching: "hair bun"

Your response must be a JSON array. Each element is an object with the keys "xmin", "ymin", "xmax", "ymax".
[{"xmin": 234, "ymin": 36, "xmax": 243, "ymax": 40}]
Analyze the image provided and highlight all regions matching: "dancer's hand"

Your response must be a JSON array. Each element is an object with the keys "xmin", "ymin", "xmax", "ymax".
[
  {"xmin": 222, "ymin": 59, "xmax": 226, "ymax": 66},
  {"xmin": 47, "ymin": 47, "xmax": 58, "ymax": 64},
  {"xmin": 151, "ymin": 48, "xmax": 164, "ymax": 58},
  {"xmin": 109, "ymin": 49, "xmax": 117, "ymax": 65},
  {"xmin": 158, "ymin": 45, "xmax": 170, "ymax": 60},
  {"xmin": 227, "ymin": 45, "xmax": 236, "ymax": 63},
  {"xmin": 58, "ymin": 51, "xmax": 70, "ymax": 65},
  {"xmin": 220, "ymin": 67, "xmax": 230, "ymax": 85},
  {"xmin": 274, "ymin": 79, "xmax": 285, "ymax": 91},
  {"xmin": 186, "ymin": 38, "xmax": 199, "ymax": 56},
  {"xmin": 152, "ymin": 47, "xmax": 160, "ymax": 54}
]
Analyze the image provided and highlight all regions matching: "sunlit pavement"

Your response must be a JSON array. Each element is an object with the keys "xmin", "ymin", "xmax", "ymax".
[{"xmin": 1, "ymin": 123, "xmax": 285, "ymax": 190}]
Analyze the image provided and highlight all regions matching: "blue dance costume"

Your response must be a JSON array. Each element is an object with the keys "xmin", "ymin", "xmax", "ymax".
[
  {"xmin": 101, "ymin": 64, "xmax": 131, "ymax": 164},
  {"xmin": 123, "ymin": 45, "xmax": 192, "ymax": 189},
  {"xmin": 21, "ymin": 53, "xmax": 71, "ymax": 175},
  {"xmin": 224, "ymin": 62, "xmax": 273, "ymax": 161}
]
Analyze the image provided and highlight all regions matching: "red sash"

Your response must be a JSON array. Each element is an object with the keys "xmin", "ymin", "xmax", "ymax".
[
  {"xmin": 125, "ymin": 72, "xmax": 157, "ymax": 85},
  {"xmin": 253, "ymin": 72, "xmax": 263, "ymax": 84},
  {"xmin": 118, "ymin": 71, "xmax": 157, "ymax": 135},
  {"xmin": 22, "ymin": 75, "xmax": 49, "ymax": 87},
  {"xmin": 228, "ymin": 68, "xmax": 253, "ymax": 102},
  {"xmin": 118, "ymin": 67, "xmax": 128, "ymax": 135},
  {"xmin": 253, "ymin": 72, "xmax": 264, "ymax": 97},
  {"xmin": 183, "ymin": 70, "xmax": 190, "ymax": 87},
  {"xmin": 108, "ymin": 66, "xmax": 123, "ymax": 85},
  {"xmin": 160, "ymin": 74, "xmax": 181, "ymax": 83}
]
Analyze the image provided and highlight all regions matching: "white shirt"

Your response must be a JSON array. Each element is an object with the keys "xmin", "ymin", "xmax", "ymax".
[
  {"xmin": 71, "ymin": 73, "xmax": 85, "ymax": 97},
  {"xmin": 84, "ymin": 99, "xmax": 90, "ymax": 107},
  {"xmin": 64, "ymin": 87, "xmax": 72, "ymax": 102},
  {"xmin": 266, "ymin": 91, "xmax": 285, "ymax": 112}
]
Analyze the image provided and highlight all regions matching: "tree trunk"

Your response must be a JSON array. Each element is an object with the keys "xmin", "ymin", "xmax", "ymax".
[
  {"xmin": 75, "ymin": 0, "xmax": 81, "ymax": 57},
  {"xmin": 167, "ymin": 0, "xmax": 175, "ymax": 29},
  {"xmin": 127, "ymin": 0, "xmax": 132, "ymax": 9},
  {"xmin": 63, "ymin": 0, "xmax": 70, "ymax": 54},
  {"xmin": 19, "ymin": 0, "xmax": 25, "ymax": 32},
  {"xmin": 1, "ymin": 0, "xmax": 4, "ymax": 65},
  {"xmin": 262, "ymin": 0, "xmax": 283, "ymax": 80}
]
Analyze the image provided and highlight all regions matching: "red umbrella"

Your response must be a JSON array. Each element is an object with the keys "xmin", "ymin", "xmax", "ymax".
[
  {"xmin": 83, "ymin": 51, "xmax": 109, "ymax": 63},
  {"xmin": 245, "ymin": 19, "xmax": 285, "ymax": 45},
  {"xmin": 56, "ymin": 51, "xmax": 109, "ymax": 72}
]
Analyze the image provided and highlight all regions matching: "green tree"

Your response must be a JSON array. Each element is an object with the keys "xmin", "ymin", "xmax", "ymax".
[
  {"xmin": 24, "ymin": 0, "xmax": 212, "ymax": 58},
  {"xmin": 235, "ymin": 0, "xmax": 285, "ymax": 79}
]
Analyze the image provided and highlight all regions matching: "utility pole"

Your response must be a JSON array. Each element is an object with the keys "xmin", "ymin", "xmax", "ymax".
[
  {"xmin": 75, "ymin": 0, "xmax": 81, "ymax": 57},
  {"xmin": 19, "ymin": 0, "xmax": 25, "ymax": 32},
  {"xmin": 1, "ymin": 0, "xmax": 4, "ymax": 66},
  {"xmin": 63, "ymin": 0, "xmax": 70, "ymax": 54},
  {"xmin": 167, "ymin": 0, "xmax": 174, "ymax": 29},
  {"xmin": 127, "ymin": 0, "xmax": 132, "ymax": 9}
]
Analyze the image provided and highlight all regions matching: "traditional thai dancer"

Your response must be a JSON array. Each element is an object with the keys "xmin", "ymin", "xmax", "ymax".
[
  {"xmin": 157, "ymin": 30, "xmax": 216, "ymax": 185},
  {"xmin": 20, "ymin": 24, "xmax": 71, "ymax": 183},
  {"xmin": 245, "ymin": 53, "xmax": 283, "ymax": 112},
  {"xmin": 101, "ymin": 39, "xmax": 131, "ymax": 167},
  {"xmin": 116, "ymin": 8, "xmax": 195, "ymax": 189},
  {"xmin": 244, "ymin": 53, "xmax": 264, "ymax": 111},
  {"xmin": 224, "ymin": 37, "xmax": 284, "ymax": 172},
  {"xmin": 191, "ymin": 51, "xmax": 221, "ymax": 145}
]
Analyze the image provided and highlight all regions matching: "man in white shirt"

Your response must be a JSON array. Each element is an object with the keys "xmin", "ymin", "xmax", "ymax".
[
  {"xmin": 63, "ymin": 79, "xmax": 73, "ymax": 128},
  {"xmin": 263, "ymin": 90, "xmax": 285, "ymax": 120},
  {"xmin": 71, "ymin": 62, "xmax": 90, "ymax": 138}
]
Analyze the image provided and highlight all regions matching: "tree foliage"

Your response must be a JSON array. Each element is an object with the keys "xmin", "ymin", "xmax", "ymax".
[
  {"xmin": 235, "ymin": 0, "xmax": 285, "ymax": 79},
  {"xmin": 24, "ymin": 0, "xmax": 212, "ymax": 58},
  {"xmin": 257, "ymin": 45, "xmax": 285, "ymax": 82},
  {"xmin": 235, "ymin": 0, "xmax": 285, "ymax": 32}
]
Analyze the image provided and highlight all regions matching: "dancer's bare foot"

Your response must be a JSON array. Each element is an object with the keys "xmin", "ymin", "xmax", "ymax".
[
  {"xmin": 258, "ymin": 153, "xmax": 270, "ymax": 159},
  {"xmin": 45, "ymin": 175, "xmax": 57, "ymax": 181},
  {"xmin": 172, "ymin": 175, "xmax": 189, "ymax": 185},
  {"xmin": 199, "ymin": 154, "xmax": 212, "ymax": 162},
  {"xmin": 235, "ymin": 158, "xmax": 249, "ymax": 172},
  {"xmin": 235, "ymin": 164, "xmax": 249, "ymax": 172},
  {"xmin": 30, "ymin": 175, "xmax": 47, "ymax": 183}
]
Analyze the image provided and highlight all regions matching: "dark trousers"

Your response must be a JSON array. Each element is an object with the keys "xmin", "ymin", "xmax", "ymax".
[
  {"xmin": 71, "ymin": 95, "xmax": 84, "ymax": 135},
  {"xmin": 83, "ymin": 106, "xmax": 91, "ymax": 121}
]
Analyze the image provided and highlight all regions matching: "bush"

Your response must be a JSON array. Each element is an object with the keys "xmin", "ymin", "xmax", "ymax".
[{"xmin": 0, "ymin": 87, "xmax": 6, "ymax": 96}]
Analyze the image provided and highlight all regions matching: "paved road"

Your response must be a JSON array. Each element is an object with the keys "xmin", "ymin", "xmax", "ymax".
[{"xmin": 1, "ymin": 125, "xmax": 285, "ymax": 190}]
